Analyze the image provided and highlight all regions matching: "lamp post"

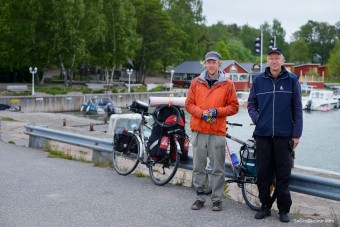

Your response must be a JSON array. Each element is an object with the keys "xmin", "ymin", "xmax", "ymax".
[
  {"xmin": 29, "ymin": 67, "xmax": 37, "ymax": 96},
  {"xmin": 126, "ymin": 68, "xmax": 133, "ymax": 93},
  {"xmin": 170, "ymin": 69, "xmax": 175, "ymax": 91}
]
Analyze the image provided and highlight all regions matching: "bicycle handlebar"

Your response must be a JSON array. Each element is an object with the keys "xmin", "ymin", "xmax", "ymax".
[
  {"xmin": 227, "ymin": 121, "xmax": 242, "ymax": 127},
  {"xmin": 127, "ymin": 107, "xmax": 152, "ymax": 116}
]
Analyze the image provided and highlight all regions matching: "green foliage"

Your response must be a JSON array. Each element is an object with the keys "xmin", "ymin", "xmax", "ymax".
[
  {"xmin": 0, "ymin": 117, "xmax": 15, "ymax": 121},
  {"xmin": 35, "ymin": 86, "xmax": 83, "ymax": 95},
  {"xmin": 227, "ymin": 39, "xmax": 256, "ymax": 62},
  {"xmin": 8, "ymin": 141, "xmax": 16, "ymax": 145},
  {"xmin": 132, "ymin": 85, "xmax": 147, "ymax": 92},
  {"xmin": 48, "ymin": 150, "xmax": 74, "ymax": 160},
  {"xmin": 133, "ymin": 171, "xmax": 149, "ymax": 178},
  {"xmin": 1, "ymin": 0, "xmax": 339, "ymax": 83},
  {"xmin": 289, "ymin": 39, "xmax": 310, "ymax": 64},
  {"xmin": 327, "ymin": 41, "xmax": 340, "ymax": 77},
  {"xmin": 149, "ymin": 86, "xmax": 164, "ymax": 92},
  {"xmin": 293, "ymin": 20, "xmax": 338, "ymax": 64},
  {"xmin": 213, "ymin": 40, "xmax": 231, "ymax": 60},
  {"xmin": 111, "ymin": 87, "xmax": 119, "ymax": 93}
]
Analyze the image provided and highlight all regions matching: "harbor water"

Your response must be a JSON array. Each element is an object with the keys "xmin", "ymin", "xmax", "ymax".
[{"xmin": 73, "ymin": 107, "xmax": 340, "ymax": 173}]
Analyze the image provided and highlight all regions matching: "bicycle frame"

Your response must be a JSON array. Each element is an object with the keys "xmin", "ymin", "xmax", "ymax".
[
  {"xmin": 132, "ymin": 112, "xmax": 152, "ymax": 164},
  {"xmin": 224, "ymin": 123, "xmax": 256, "ymax": 184}
]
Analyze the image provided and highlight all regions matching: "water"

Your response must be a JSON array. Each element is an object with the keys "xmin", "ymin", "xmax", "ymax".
[
  {"xmin": 68, "ymin": 107, "xmax": 340, "ymax": 173},
  {"xmin": 226, "ymin": 108, "xmax": 340, "ymax": 173}
]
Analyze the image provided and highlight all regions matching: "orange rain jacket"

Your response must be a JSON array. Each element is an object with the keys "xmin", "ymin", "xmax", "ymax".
[{"xmin": 185, "ymin": 71, "xmax": 239, "ymax": 136}]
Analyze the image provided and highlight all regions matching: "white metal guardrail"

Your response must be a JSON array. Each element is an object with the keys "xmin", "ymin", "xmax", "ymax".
[{"xmin": 25, "ymin": 124, "xmax": 340, "ymax": 201}]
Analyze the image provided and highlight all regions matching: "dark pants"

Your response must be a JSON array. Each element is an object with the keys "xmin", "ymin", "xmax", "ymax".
[{"xmin": 255, "ymin": 136, "xmax": 292, "ymax": 213}]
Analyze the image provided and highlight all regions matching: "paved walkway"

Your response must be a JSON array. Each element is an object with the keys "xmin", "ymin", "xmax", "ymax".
[{"xmin": 1, "ymin": 142, "xmax": 335, "ymax": 227}]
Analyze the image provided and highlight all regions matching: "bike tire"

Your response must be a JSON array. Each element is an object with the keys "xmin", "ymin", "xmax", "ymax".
[
  {"xmin": 152, "ymin": 105, "xmax": 181, "ymax": 128},
  {"xmin": 149, "ymin": 142, "xmax": 180, "ymax": 186},
  {"xmin": 242, "ymin": 175, "xmax": 276, "ymax": 211},
  {"xmin": 241, "ymin": 176, "xmax": 261, "ymax": 211},
  {"xmin": 112, "ymin": 132, "xmax": 140, "ymax": 175}
]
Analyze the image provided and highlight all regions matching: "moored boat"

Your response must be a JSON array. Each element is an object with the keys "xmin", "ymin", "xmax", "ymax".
[
  {"xmin": 302, "ymin": 90, "xmax": 338, "ymax": 111},
  {"xmin": 80, "ymin": 96, "xmax": 122, "ymax": 116}
]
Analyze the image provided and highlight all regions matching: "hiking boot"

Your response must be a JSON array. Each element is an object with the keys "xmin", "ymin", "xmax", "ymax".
[
  {"xmin": 279, "ymin": 212, "xmax": 290, "ymax": 223},
  {"xmin": 191, "ymin": 200, "xmax": 204, "ymax": 210},
  {"xmin": 212, "ymin": 201, "xmax": 222, "ymax": 211},
  {"xmin": 255, "ymin": 206, "xmax": 271, "ymax": 219}
]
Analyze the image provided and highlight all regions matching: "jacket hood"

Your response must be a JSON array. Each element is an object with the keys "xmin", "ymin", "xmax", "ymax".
[{"xmin": 198, "ymin": 70, "xmax": 227, "ymax": 83}]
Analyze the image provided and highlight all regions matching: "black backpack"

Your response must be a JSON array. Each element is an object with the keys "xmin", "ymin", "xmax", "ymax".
[{"xmin": 147, "ymin": 105, "xmax": 188, "ymax": 161}]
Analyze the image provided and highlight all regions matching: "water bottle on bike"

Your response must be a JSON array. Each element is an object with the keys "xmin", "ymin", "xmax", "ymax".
[{"xmin": 231, "ymin": 152, "xmax": 239, "ymax": 165}]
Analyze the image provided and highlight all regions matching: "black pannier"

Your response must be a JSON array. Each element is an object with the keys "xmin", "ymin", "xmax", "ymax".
[
  {"xmin": 147, "ymin": 105, "xmax": 188, "ymax": 160},
  {"xmin": 113, "ymin": 127, "xmax": 137, "ymax": 153}
]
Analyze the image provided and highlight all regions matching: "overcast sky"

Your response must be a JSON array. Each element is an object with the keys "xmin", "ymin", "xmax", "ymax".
[{"xmin": 202, "ymin": 0, "xmax": 340, "ymax": 41}]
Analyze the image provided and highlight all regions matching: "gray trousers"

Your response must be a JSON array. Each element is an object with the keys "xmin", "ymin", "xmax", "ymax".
[{"xmin": 191, "ymin": 131, "xmax": 226, "ymax": 203}]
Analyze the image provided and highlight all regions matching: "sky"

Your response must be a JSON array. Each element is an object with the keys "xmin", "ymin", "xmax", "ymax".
[{"xmin": 202, "ymin": 0, "xmax": 340, "ymax": 41}]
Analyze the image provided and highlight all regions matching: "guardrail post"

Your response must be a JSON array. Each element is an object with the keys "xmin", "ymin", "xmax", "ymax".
[
  {"xmin": 92, "ymin": 149, "xmax": 112, "ymax": 166},
  {"xmin": 28, "ymin": 125, "xmax": 49, "ymax": 149}
]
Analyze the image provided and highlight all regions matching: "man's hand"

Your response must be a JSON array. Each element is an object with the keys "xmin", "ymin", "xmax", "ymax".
[
  {"xmin": 202, "ymin": 115, "xmax": 216, "ymax": 123},
  {"xmin": 291, "ymin": 138, "xmax": 300, "ymax": 150},
  {"xmin": 209, "ymin": 109, "xmax": 217, "ymax": 117},
  {"xmin": 202, "ymin": 109, "xmax": 217, "ymax": 123}
]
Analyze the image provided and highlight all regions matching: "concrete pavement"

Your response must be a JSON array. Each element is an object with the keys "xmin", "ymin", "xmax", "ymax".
[{"xmin": 0, "ymin": 142, "xmax": 334, "ymax": 227}]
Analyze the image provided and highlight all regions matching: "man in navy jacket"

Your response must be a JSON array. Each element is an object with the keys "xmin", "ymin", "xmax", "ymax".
[{"xmin": 247, "ymin": 47, "xmax": 303, "ymax": 223}]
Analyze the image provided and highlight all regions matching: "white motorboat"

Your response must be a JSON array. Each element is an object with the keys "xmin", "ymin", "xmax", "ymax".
[{"xmin": 302, "ymin": 90, "xmax": 339, "ymax": 111}]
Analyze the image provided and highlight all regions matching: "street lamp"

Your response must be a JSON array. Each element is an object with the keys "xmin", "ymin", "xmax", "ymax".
[
  {"xmin": 29, "ymin": 67, "xmax": 37, "ymax": 96},
  {"xmin": 170, "ymin": 69, "xmax": 175, "ymax": 91},
  {"xmin": 126, "ymin": 68, "xmax": 133, "ymax": 93}
]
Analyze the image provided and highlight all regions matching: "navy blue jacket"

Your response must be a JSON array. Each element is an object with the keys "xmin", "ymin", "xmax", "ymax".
[{"xmin": 247, "ymin": 66, "xmax": 303, "ymax": 138}]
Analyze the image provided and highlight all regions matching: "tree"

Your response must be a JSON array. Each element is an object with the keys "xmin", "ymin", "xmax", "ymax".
[
  {"xmin": 213, "ymin": 40, "xmax": 231, "ymax": 60},
  {"xmin": 49, "ymin": 0, "xmax": 86, "ymax": 86},
  {"xmin": 132, "ymin": 0, "xmax": 185, "ymax": 82},
  {"xmin": 293, "ymin": 20, "xmax": 338, "ymax": 64},
  {"xmin": 327, "ymin": 41, "xmax": 340, "ymax": 77},
  {"xmin": 289, "ymin": 39, "xmax": 309, "ymax": 64},
  {"xmin": 240, "ymin": 24, "xmax": 260, "ymax": 55},
  {"xmin": 226, "ymin": 39, "xmax": 255, "ymax": 62},
  {"xmin": 98, "ymin": 0, "xmax": 139, "ymax": 83},
  {"xmin": 0, "ymin": 1, "xmax": 13, "ymax": 71},
  {"xmin": 163, "ymin": 0, "xmax": 206, "ymax": 61}
]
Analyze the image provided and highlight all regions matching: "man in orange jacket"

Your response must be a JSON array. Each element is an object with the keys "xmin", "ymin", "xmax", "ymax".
[{"xmin": 185, "ymin": 51, "xmax": 239, "ymax": 211}]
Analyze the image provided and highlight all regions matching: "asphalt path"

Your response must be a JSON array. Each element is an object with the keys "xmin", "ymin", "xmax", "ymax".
[{"xmin": 0, "ymin": 142, "xmax": 329, "ymax": 227}]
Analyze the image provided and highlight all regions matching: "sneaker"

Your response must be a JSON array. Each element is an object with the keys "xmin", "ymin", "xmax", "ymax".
[
  {"xmin": 279, "ymin": 212, "xmax": 290, "ymax": 223},
  {"xmin": 212, "ymin": 201, "xmax": 222, "ymax": 211},
  {"xmin": 191, "ymin": 200, "xmax": 204, "ymax": 210},
  {"xmin": 255, "ymin": 206, "xmax": 271, "ymax": 219}
]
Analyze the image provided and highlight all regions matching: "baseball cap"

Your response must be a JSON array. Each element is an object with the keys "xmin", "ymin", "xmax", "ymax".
[
  {"xmin": 267, "ymin": 47, "xmax": 283, "ymax": 55},
  {"xmin": 205, "ymin": 51, "xmax": 222, "ymax": 61}
]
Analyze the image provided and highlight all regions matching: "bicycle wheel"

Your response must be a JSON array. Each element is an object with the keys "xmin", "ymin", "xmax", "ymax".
[
  {"xmin": 112, "ymin": 133, "xmax": 140, "ymax": 175},
  {"xmin": 149, "ymin": 143, "xmax": 179, "ymax": 186},
  {"xmin": 241, "ymin": 176, "xmax": 261, "ymax": 211},
  {"xmin": 242, "ymin": 175, "xmax": 276, "ymax": 211}
]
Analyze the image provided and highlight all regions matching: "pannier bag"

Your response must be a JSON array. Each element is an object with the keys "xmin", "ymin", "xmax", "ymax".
[
  {"xmin": 148, "ymin": 124, "xmax": 165, "ymax": 159},
  {"xmin": 113, "ymin": 127, "xmax": 137, "ymax": 154},
  {"xmin": 147, "ymin": 105, "xmax": 187, "ymax": 160},
  {"xmin": 240, "ymin": 144, "xmax": 256, "ymax": 176}
]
